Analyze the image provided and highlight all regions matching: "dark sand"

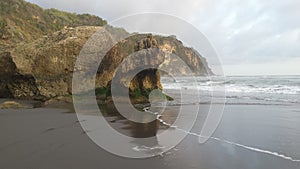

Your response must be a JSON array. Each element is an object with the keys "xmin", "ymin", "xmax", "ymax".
[{"xmin": 1, "ymin": 102, "xmax": 300, "ymax": 169}]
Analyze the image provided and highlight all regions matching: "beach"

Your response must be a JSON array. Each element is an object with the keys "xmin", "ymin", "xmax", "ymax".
[
  {"xmin": 1, "ymin": 0, "xmax": 299, "ymax": 168},
  {"xmin": 1, "ymin": 76, "xmax": 300, "ymax": 169},
  {"xmin": 1, "ymin": 103, "xmax": 300, "ymax": 169}
]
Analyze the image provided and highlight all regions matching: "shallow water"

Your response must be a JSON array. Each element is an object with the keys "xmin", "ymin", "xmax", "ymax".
[{"xmin": 162, "ymin": 75, "xmax": 300, "ymax": 105}]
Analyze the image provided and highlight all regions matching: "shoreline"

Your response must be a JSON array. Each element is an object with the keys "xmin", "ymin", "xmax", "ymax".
[{"xmin": 1, "ymin": 103, "xmax": 300, "ymax": 169}]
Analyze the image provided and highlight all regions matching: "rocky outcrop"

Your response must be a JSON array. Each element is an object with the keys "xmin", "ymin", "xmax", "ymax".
[
  {"xmin": 0, "ymin": 27, "xmax": 99, "ymax": 99},
  {"xmin": 0, "ymin": 1, "xmax": 213, "ymax": 101},
  {"xmin": 156, "ymin": 36, "xmax": 213, "ymax": 76},
  {"xmin": 0, "ymin": 27, "xmax": 213, "ymax": 100},
  {"xmin": 0, "ymin": 52, "xmax": 40, "ymax": 99},
  {"xmin": 103, "ymin": 35, "xmax": 164, "ymax": 93}
]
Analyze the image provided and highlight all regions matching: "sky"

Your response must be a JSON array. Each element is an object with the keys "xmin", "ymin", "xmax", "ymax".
[{"xmin": 26, "ymin": 0, "xmax": 300, "ymax": 76}]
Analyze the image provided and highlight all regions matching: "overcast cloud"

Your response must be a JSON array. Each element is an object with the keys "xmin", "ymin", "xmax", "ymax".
[{"xmin": 26, "ymin": 0, "xmax": 300, "ymax": 75}]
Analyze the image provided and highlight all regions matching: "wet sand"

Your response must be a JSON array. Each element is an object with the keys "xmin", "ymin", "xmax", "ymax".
[{"xmin": 1, "ymin": 102, "xmax": 300, "ymax": 169}]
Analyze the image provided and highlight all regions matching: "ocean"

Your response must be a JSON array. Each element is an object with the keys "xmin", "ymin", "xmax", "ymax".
[{"xmin": 162, "ymin": 75, "xmax": 300, "ymax": 105}]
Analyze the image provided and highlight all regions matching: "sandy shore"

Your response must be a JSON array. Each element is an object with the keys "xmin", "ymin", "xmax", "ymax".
[{"xmin": 1, "ymin": 102, "xmax": 300, "ymax": 169}]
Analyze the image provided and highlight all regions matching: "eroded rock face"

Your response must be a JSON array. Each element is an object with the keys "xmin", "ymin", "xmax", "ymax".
[
  {"xmin": 0, "ymin": 27, "xmax": 213, "ymax": 100},
  {"xmin": 10, "ymin": 26, "xmax": 101, "ymax": 98},
  {"xmin": 130, "ymin": 69, "xmax": 162, "ymax": 92},
  {"xmin": 0, "ymin": 52, "xmax": 17, "ymax": 77},
  {"xmin": 0, "ymin": 52, "xmax": 15, "ymax": 97},
  {"xmin": 97, "ymin": 34, "xmax": 164, "ymax": 101},
  {"xmin": 110, "ymin": 35, "xmax": 164, "ymax": 92},
  {"xmin": 0, "ymin": 52, "xmax": 40, "ymax": 99},
  {"xmin": 0, "ymin": 0, "xmax": 213, "ymax": 101},
  {"xmin": 156, "ymin": 36, "xmax": 213, "ymax": 76}
]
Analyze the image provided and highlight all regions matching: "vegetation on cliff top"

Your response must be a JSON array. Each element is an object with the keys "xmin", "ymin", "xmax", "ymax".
[{"xmin": 0, "ymin": 0, "xmax": 107, "ymax": 50}]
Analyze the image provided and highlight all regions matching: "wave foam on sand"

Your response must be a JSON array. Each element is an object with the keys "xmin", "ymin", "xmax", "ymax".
[{"xmin": 134, "ymin": 108, "xmax": 300, "ymax": 162}]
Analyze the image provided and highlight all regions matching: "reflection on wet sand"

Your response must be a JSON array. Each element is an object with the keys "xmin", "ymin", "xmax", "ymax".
[
  {"xmin": 98, "ymin": 102, "xmax": 167, "ymax": 155},
  {"xmin": 98, "ymin": 103, "xmax": 161, "ymax": 138}
]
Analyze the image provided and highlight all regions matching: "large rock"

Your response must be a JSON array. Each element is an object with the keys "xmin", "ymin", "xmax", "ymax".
[
  {"xmin": 0, "ymin": 27, "xmax": 213, "ymax": 100},
  {"xmin": 0, "ymin": 52, "xmax": 40, "ymax": 99},
  {"xmin": 10, "ymin": 26, "xmax": 101, "ymax": 98},
  {"xmin": 0, "ymin": 0, "xmax": 213, "ymax": 101},
  {"xmin": 0, "ymin": 52, "xmax": 17, "ymax": 76},
  {"xmin": 105, "ymin": 35, "xmax": 164, "ymax": 93},
  {"xmin": 157, "ymin": 36, "xmax": 213, "ymax": 76}
]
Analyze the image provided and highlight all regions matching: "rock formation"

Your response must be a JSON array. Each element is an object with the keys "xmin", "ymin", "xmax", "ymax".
[
  {"xmin": 0, "ymin": 0, "xmax": 214, "ymax": 102},
  {"xmin": 0, "ymin": 27, "xmax": 214, "ymax": 101}
]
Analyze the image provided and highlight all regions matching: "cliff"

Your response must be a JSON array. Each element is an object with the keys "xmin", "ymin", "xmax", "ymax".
[
  {"xmin": 96, "ymin": 33, "xmax": 213, "ymax": 101},
  {"xmin": 0, "ymin": 0, "xmax": 106, "ymax": 51},
  {"xmin": 0, "ymin": 0, "xmax": 213, "ymax": 101}
]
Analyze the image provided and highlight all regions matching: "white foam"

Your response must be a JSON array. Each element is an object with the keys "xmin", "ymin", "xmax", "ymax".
[
  {"xmin": 192, "ymin": 133, "xmax": 300, "ymax": 162},
  {"xmin": 133, "ymin": 145, "xmax": 165, "ymax": 152},
  {"xmin": 138, "ymin": 108, "xmax": 300, "ymax": 162},
  {"xmin": 185, "ymin": 130, "xmax": 300, "ymax": 162},
  {"xmin": 163, "ymin": 82, "xmax": 300, "ymax": 95},
  {"xmin": 219, "ymin": 139, "xmax": 300, "ymax": 162}
]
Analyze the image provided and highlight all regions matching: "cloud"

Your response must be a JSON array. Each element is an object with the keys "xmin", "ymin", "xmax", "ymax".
[
  {"xmin": 191, "ymin": 0, "xmax": 300, "ymax": 65},
  {"xmin": 26, "ymin": 0, "xmax": 207, "ymax": 21},
  {"xmin": 223, "ymin": 57, "xmax": 300, "ymax": 76}
]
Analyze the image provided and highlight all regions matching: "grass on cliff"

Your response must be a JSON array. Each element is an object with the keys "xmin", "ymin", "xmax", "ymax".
[{"xmin": 0, "ymin": 0, "xmax": 107, "ymax": 44}]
